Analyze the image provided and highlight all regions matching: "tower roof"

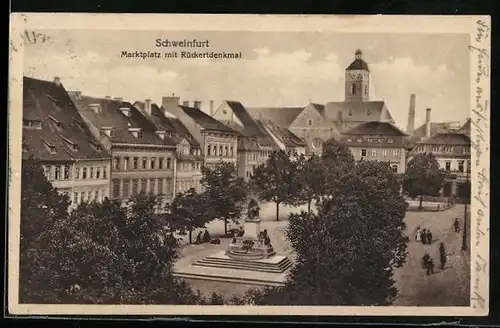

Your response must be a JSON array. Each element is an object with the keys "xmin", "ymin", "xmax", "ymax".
[{"xmin": 346, "ymin": 49, "xmax": 369, "ymax": 71}]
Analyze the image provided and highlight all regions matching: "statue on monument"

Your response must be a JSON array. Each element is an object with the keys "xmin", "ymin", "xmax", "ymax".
[{"xmin": 247, "ymin": 198, "xmax": 260, "ymax": 220}]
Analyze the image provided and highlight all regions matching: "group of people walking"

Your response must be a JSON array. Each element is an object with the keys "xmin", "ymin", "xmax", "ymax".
[
  {"xmin": 415, "ymin": 226, "xmax": 433, "ymax": 244},
  {"xmin": 421, "ymin": 242, "xmax": 447, "ymax": 275}
]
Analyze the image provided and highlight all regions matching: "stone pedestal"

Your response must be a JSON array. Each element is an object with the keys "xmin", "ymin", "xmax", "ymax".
[{"xmin": 244, "ymin": 218, "xmax": 261, "ymax": 239}]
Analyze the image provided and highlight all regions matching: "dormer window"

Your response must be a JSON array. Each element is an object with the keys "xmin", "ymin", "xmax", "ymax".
[
  {"xmin": 388, "ymin": 138, "xmax": 394, "ymax": 144},
  {"xmin": 156, "ymin": 130, "xmax": 166, "ymax": 140},
  {"xmin": 367, "ymin": 138, "xmax": 373, "ymax": 143},
  {"xmin": 48, "ymin": 115, "xmax": 63, "ymax": 130},
  {"xmin": 61, "ymin": 136, "xmax": 79, "ymax": 151},
  {"xmin": 73, "ymin": 119, "xmax": 86, "ymax": 132},
  {"xmin": 41, "ymin": 138, "xmax": 56, "ymax": 154},
  {"xmin": 356, "ymin": 138, "xmax": 362, "ymax": 142},
  {"xmin": 102, "ymin": 127, "xmax": 113, "ymax": 137},
  {"xmin": 346, "ymin": 138, "xmax": 352, "ymax": 142},
  {"xmin": 377, "ymin": 138, "xmax": 384, "ymax": 143},
  {"xmin": 120, "ymin": 107, "xmax": 131, "ymax": 117},
  {"xmin": 367, "ymin": 109, "xmax": 371, "ymax": 116},
  {"xmin": 89, "ymin": 103, "xmax": 102, "ymax": 114},
  {"xmin": 89, "ymin": 140, "xmax": 102, "ymax": 152},
  {"xmin": 23, "ymin": 119, "xmax": 42, "ymax": 129},
  {"xmin": 129, "ymin": 127, "xmax": 142, "ymax": 138}
]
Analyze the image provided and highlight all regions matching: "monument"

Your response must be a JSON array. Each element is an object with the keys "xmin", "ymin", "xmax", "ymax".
[{"xmin": 173, "ymin": 199, "xmax": 293, "ymax": 287}]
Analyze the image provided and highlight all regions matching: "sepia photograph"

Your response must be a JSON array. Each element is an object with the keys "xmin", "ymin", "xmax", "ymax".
[{"xmin": 8, "ymin": 14, "xmax": 490, "ymax": 316}]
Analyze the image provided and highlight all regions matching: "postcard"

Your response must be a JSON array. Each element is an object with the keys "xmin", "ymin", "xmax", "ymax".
[{"xmin": 8, "ymin": 13, "xmax": 490, "ymax": 317}]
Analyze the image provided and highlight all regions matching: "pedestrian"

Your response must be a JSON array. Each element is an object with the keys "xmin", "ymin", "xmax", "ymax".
[
  {"xmin": 421, "ymin": 228, "xmax": 428, "ymax": 244},
  {"xmin": 415, "ymin": 226, "xmax": 421, "ymax": 242},
  {"xmin": 195, "ymin": 231, "xmax": 202, "ymax": 244},
  {"xmin": 454, "ymin": 218, "xmax": 460, "ymax": 232},
  {"xmin": 202, "ymin": 229, "xmax": 210, "ymax": 243},
  {"xmin": 426, "ymin": 258, "xmax": 435, "ymax": 275},
  {"xmin": 427, "ymin": 230, "xmax": 433, "ymax": 244},
  {"xmin": 422, "ymin": 252, "xmax": 430, "ymax": 269},
  {"xmin": 439, "ymin": 242, "xmax": 447, "ymax": 270}
]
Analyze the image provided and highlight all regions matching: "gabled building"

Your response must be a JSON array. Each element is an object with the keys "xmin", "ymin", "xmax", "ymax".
[
  {"xmin": 134, "ymin": 99, "xmax": 205, "ymax": 193},
  {"xmin": 22, "ymin": 77, "xmax": 111, "ymax": 210},
  {"xmin": 213, "ymin": 101, "xmax": 278, "ymax": 179},
  {"xmin": 161, "ymin": 97, "xmax": 239, "ymax": 171},
  {"xmin": 411, "ymin": 132, "xmax": 471, "ymax": 198},
  {"xmin": 70, "ymin": 93, "xmax": 178, "ymax": 206},
  {"xmin": 341, "ymin": 121, "xmax": 409, "ymax": 174}
]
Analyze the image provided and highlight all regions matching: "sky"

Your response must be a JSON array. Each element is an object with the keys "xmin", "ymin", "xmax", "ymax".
[{"xmin": 23, "ymin": 30, "xmax": 470, "ymax": 129}]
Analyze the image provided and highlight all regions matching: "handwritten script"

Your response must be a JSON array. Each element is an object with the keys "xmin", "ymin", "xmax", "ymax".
[
  {"xmin": 469, "ymin": 19, "xmax": 490, "ymax": 311},
  {"xmin": 10, "ymin": 30, "xmax": 51, "ymax": 53}
]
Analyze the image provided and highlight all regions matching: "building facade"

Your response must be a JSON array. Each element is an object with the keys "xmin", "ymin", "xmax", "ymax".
[
  {"xmin": 341, "ymin": 121, "xmax": 409, "ymax": 174},
  {"xmin": 22, "ymin": 77, "xmax": 111, "ymax": 210},
  {"xmin": 70, "ymin": 93, "xmax": 178, "ymax": 207},
  {"xmin": 411, "ymin": 132, "xmax": 471, "ymax": 197},
  {"xmin": 213, "ymin": 101, "xmax": 278, "ymax": 179},
  {"xmin": 161, "ymin": 97, "xmax": 239, "ymax": 172}
]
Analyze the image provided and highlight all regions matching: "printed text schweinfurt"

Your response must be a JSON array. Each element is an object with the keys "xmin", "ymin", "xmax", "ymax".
[{"xmin": 155, "ymin": 38, "xmax": 210, "ymax": 48}]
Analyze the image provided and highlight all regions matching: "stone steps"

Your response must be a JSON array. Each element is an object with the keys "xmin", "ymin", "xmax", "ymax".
[
  {"xmin": 227, "ymin": 250, "xmax": 276, "ymax": 260},
  {"xmin": 194, "ymin": 257, "xmax": 293, "ymax": 273},
  {"xmin": 173, "ymin": 272, "xmax": 286, "ymax": 287}
]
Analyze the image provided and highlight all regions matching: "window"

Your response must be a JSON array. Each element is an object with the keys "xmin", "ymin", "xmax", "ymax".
[
  {"xmin": 73, "ymin": 192, "xmax": 79, "ymax": 205},
  {"xmin": 132, "ymin": 179, "xmax": 139, "ymax": 195},
  {"xmin": 123, "ymin": 157, "xmax": 129, "ymax": 171},
  {"xmin": 207, "ymin": 145, "xmax": 211, "ymax": 156},
  {"xmin": 371, "ymin": 149, "xmax": 377, "ymax": 157},
  {"xmin": 391, "ymin": 165, "xmax": 398, "ymax": 173},
  {"xmin": 141, "ymin": 179, "xmax": 147, "ymax": 193},
  {"xmin": 103, "ymin": 167, "xmax": 107, "ymax": 179},
  {"xmin": 393, "ymin": 149, "xmax": 400, "ymax": 157},
  {"xmin": 351, "ymin": 83, "xmax": 356, "ymax": 94},
  {"xmin": 54, "ymin": 166, "xmax": 61, "ymax": 180},
  {"xmin": 364, "ymin": 84, "xmax": 368, "ymax": 96},
  {"xmin": 444, "ymin": 146, "xmax": 453, "ymax": 153},
  {"xmin": 97, "ymin": 190, "xmax": 102, "ymax": 202},
  {"xmin": 347, "ymin": 138, "xmax": 352, "ymax": 142},
  {"xmin": 458, "ymin": 160, "xmax": 465, "ymax": 172},
  {"xmin": 82, "ymin": 167, "xmax": 87, "ymax": 179},
  {"xmin": 219, "ymin": 145, "xmax": 223, "ymax": 156},
  {"xmin": 149, "ymin": 157, "xmax": 156, "ymax": 170},
  {"xmin": 141, "ymin": 157, "xmax": 148, "ymax": 170},
  {"xmin": 308, "ymin": 119, "xmax": 313, "ymax": 126},
  {"xmin": 112, "ymin": 180, "xmax": 120, "ymax": 198},
  {"xmin": 246, "ymin": 171, "xmax": 250, "ymax": 178},
  {"xmin": 159, "ymin": 157, "xmax": 164, "ymax": 169},
  {"xmin": 96, "ymin": 167, "xmax": 101, "ymax": 179},
  {"xmin": 382, "ymin": 149, "xmax": 388, "ymax": 158},
  {"xmin": 122, "ymin": 180, "xmax": 130, "ymax": 198},
  {"xmin": 432, "ymin": 146, "xmax": 439, "ymax": 153},
  {"xmin": 75, "ymin": 167, "xmax": 80, "ymax": 180},
  {"xmin": 166, "ymin": 157, "xmax": 171, "ymax": 169},
  {"xmin": 165, "ymin": 178, "xmax": 172, "ymax": 195},
  {"xmin": 114, "ymin": 157, "xmax": 120, "ymax": 170},
  {"xmin": 94, "ymin": 190, "xmax": 99, "ymax": 202},
  {"xmin": 388, "ymin": 138, "xmax": 394, "ymax": 144},
  {"xmin": 230, "ymin": 146, "xmax": 234, "ymax": 156},
  {"xmin": 356, "ymin": 138, "xmax": 362, "ymax": 143},
  {"xmin": 133, "ymin": 157, "xmax": 139, "ymax": 169},
  {"xmin": 224, "ymin": 146, "xmax": 228, "ymax": 156},
  {"xmin": 361, "ymin": 149, "xmax": 367, "ymax": 157},
  {"xmin": 63, "ymin": 165, "xmax": 70, "ymax": 179},
  {"xmin": 367, "ymin": 138, "xmax": 373, "ymax": 143},
  {"xmin": 150, "ymin": 178, "xmax": 156, "ymax": 194},
  {"xmin": 377, "ymin": 138, "xmax": 384, "ymax": 143},
  {"xmin": 158, "ymin": 178, "xmax": 163, "ymax": 195},
  {"xmin": 445, "ymin": 161, "xmax": 451, "ymax": 171},
  {"xmin": 90, "ymin": 167, "xmax": 94, "ymax": 179}
]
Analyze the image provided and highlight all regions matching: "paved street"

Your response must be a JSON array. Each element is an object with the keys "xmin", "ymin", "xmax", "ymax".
[
  {"xmin": 393, "ymin": 205, "xmax": 471, "ymax": 306},
  {"xmin": 176, "ymin": 202, "xmax": 471, "ymax": 305}
]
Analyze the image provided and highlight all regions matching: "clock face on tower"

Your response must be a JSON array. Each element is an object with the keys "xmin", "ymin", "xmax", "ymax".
[{"xmin": 348, "ymin": 71, "xmax": 361, "ymax": 80}]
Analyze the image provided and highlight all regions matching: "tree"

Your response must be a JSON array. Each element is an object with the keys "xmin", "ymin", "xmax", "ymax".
[
  {"xmin": 403, "ymin": 152, "xmax": 446, "ymax": 209},
  {"xmin": 201, "ymin": 162, "xmax": 248, "ymax": 235},
  {"xmin": 248, "ymin": 161, "xmax": 408, "ymax": 305},
  {"xmin": 320, "ymin": 138, "xmax": 356, "ymax": 196},
  {"xmin": 250, "ymin": 150, "xmax": 297, "ymax": 221},
  {"xmin": 19, "ymin": 156, "xmax": 71, "ymax": 303},
  {"xmin": 293, "ymin": 153, "xmax": 326, "ymax": 212},
  {"xmin": 168, "ymin": 188, "xmax": 209, "ymax": 244}
]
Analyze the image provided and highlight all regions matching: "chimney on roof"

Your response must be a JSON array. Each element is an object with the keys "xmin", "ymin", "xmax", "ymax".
[
  {"xmin": 53, "ymin": 77, "xmax": 61, "ymax": 86},
  {"xmin": 193, "ymin": 100, "xmax": 202, "ymax": 109},
  {"xmin": 145, "ymin": 98, "xmax": 152, "ymax": 116},
  {"xmin": 425, "ymin": 108, "xmax": 432, "ymax": 138},
  {"xmin": 209, "ymin": 100, "xmax": 215, "ymax": 116},
  {"xmin": 182, "ymin": 101, "xmax": 189, "ymax": 107},
  {"xmin": 406, "ymin": 94, "xmax": 416, "ymax": 134},
  {"xmin": 162, "ymin": 95, "xmax": 180, "ymax": 114}
]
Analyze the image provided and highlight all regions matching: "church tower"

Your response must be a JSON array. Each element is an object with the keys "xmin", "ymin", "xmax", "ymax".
[{"xmin": 345, "ymin": 49, "xmax": 370, "ymax": 102}]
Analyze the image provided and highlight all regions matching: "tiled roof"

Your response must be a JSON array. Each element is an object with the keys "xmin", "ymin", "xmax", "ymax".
[
  {"xmin": 246, "ymin": 106, "xmax": 305, "ymax": 128},
  {"xmin": 72, "ymin": 95, "xmax": 177, "ymax": 147},
  {"xmin": 456, "ymin": 118, "xmax": 471, "ymax": 137},
  {"xmin": 324, "ymin": 101, "xmax": 394, "ymax": 123},
  {"xmin": 418, "ymin": 132, "xmax": 470, "ymax": 146},
  {"xmin": 346, "ymin": 59, "xmax": 370, "ymax": 70},
  {"xmin": 22, "ymin": 76, "xmax": 110, "ymax": 161},
  {"xmin": 343, "ymin": 121, "xmax": 409, "ymax": 136},
  {"xmin": 256, "ymin": 119, "xmax": 306, "ymax": 147},
  {"xmin": 178, "ymin": 106, "xmax": 237, "ymax": 133},
  {"xmin": 413, "ymin": 122, "xmax": 458, "ymax": 139},
  {"xmin": 224, "ymin": 101, "xmax": 276, "ymax": 148}
]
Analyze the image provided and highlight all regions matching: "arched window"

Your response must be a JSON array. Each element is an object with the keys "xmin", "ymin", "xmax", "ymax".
[
  {"xmin": 364, "ymin": 84, "xmax": 368, "ymax": 95},
  {"xmin": 351, "ymin": 83, "xmax": 356, "ymax": 94}
]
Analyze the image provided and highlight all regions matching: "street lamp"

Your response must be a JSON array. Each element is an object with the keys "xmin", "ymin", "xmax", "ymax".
[{"xmin": 461, "ymin": 165, "xmax": 470, "ymax": 251}]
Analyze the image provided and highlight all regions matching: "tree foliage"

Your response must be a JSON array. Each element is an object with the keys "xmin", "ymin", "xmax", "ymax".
[
  {"xmin": 201, "ymin": 162, "xmax": 248, "ymax": 235},
  {"xmin": 250, "ymin": 150, "xmax": 299, "ymax": 221},
  {"xmin": 247, "ymin": 161, "xmax": 409, "ymax": 305},
  {"xmin": 403, "ymin": 153, "xmax": 446, "ymax": 209},
  {"xmin": 167, "ymin": 188, "xmax": 209, "ymax": 244},
  {"xmin": 320, "ymin": 138, "xmax": 356, "ymax": 195},
  {"xmin": 292, "ymin": 153, "xmax": 326, "ymax": 211}
]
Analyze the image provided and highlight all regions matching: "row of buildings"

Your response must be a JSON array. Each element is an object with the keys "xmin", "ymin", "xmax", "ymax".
[{"xmin": 22, "ymin": 49, "xmax": 471, "ymax": 209}]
